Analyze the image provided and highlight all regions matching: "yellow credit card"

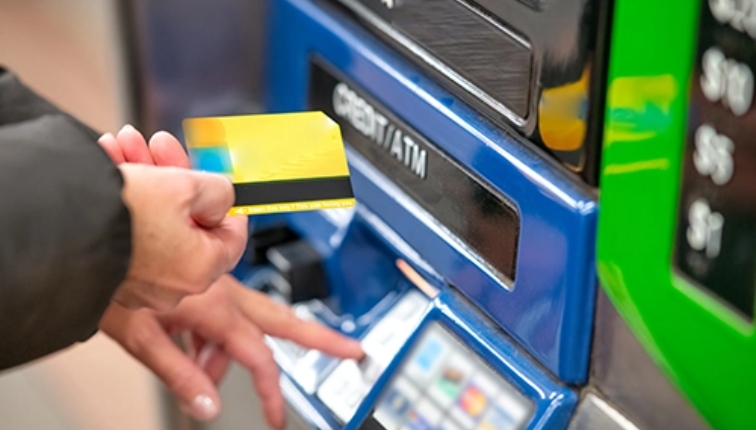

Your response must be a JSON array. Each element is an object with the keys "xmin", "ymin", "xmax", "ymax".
[{"xmin": 183, "ymin": 111, "xmax": 355, "ymax": 215}]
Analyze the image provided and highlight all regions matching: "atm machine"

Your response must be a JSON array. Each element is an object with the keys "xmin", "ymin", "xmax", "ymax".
[{"xmin": 122, "ymin": 0, "xmax": 754, "ymax": 429}]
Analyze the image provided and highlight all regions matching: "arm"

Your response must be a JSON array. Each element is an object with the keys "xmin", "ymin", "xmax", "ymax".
[
  {"xmin": 0, "ymin": 68, "xmax": 131, "ymax": 370},
  {"xmin": 0, "ymin": 69, "xmax": 247, "ymax": 371}
]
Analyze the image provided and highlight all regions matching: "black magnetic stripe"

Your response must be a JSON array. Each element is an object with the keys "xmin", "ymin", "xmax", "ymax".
[{"xmin": 233, "ymin": 176, "xmax": 354, "ymax": 206}]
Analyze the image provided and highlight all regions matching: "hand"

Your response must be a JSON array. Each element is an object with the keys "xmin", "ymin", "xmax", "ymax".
[
  {"xmin": 98, "ymin": 126, "xmax": 365, "ymax": 428},
  {"xmin": 116, "ymin": 164, "xmax": 247, "ymax": 311},
  {"xmin": 107, "ymin": 125, "xmax": 247, "ymax": 311},
  {"xmin": 101, "ymin": 276, "xmax": 364, "ymax": 428}
]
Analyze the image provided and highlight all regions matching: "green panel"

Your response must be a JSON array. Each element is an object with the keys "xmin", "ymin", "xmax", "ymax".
[{"xmin": 598, "ymin": 1, "xmax": 755, "ymax": 429}]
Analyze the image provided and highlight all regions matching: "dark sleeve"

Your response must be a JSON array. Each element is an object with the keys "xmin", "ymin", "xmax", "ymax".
[{"xmin": 0, "ymin": 68, "xmax": 132, "ymax": 371}]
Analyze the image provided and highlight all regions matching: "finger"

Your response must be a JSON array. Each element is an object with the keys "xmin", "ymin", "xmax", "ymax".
[
  {"xmin": 117, "ymin": 124, "xmax": 155, "ymax": 164},
  {"xmin": 98, "ymin": 133, "xmax": 125, "ymax": 164},
  {"xmin": 195, "ymin": 341, "xmax": 216, "ymax": 368},
  {"xmin": 225, "ymin": 321, "xmax": 286, "ymax": 430},
  {"xmin": 149, "ymin": 131, "xmax": 191, "ymax": 169},
  {"xmin": 202, "ymin": 348, "xmax": 231, "ymax": 386},
  {"xmin": 208, "ymin": 215, "xmax": 248, "ymax": 273},
  {"xmin": 100, "ymin": 304, "xmax": 222, "ymax": 421},
  {"xmin": 188, "ymin": 337, "xmax": 231, "ymax": 385},
  {"xmin": 161, "ymin": 294, "xmax": 285, "ymax": 428},
  {"xmin": 189, "ymin": 171, "xmax": 235, "ymax": 227},
  {"xmin": 227, "ymin": 278, "xmax": 364, "ymax": 360}
]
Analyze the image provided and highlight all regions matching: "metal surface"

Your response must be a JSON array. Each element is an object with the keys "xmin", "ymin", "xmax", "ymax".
[
  {"xmin": 343, "ymin": 0, "xmax": 533, "ymax": 122},
  {"xmin": 589, "ymin": 289, "xmax": 710, "ymax": 430},
  {"xmin": 567, "ymin": 393, "xmax": 639, "ymax": 430},
  {"xmin": 266, "ymin": 0, "xmax": 598, "ymax": 384},
  {"xmin": 332, "ymin": 0, "xmax": 611, "ymax": 181},
  {"xmin": 597, "ymin": 0, "xmax": 755, "ymax": 428}
]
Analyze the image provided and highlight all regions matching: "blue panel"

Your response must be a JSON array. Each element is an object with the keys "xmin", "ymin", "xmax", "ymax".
[
  {"xmin": 348, "ymin": 290, "xmax": 578, "ymax": 430},
  {"xmin": 277, "ymin": 289, "xmax": 577, "ymax": 429},
  {"xmin": 265, "ymin": 0, "xmax": 597, "ymax": 383}
]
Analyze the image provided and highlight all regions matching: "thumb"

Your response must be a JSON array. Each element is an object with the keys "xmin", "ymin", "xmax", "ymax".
[
  {"xmin": 100, "ymin": 305, "xmax": 222, "ymax": 421},
  {"xmin": 188, "ymin": 171, "xmax": 236, "ymax": 228}
]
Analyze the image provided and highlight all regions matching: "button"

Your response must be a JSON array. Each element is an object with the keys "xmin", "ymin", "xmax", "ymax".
[
  {"xmin": 267, "ymin": 303, "xmax": 318, "ymax": 362},
  {"xmin": 266, "ymin": 302, "xmax": 337, "ymax": 394},
  {"xmin": 361, "ymin": 291, "xmax": 430, "ymax": 367},
  {"xmin": 392, "ymin": 290, "xmax": 428, "ymax": 319},
  {"xmin": 317, "ymin": 360, "xmax": 371, "ymax": 423},
  {"xmin": 426, "ymin": 352, "xmax": 476, "ymax": 409},
  {"xmin": 373, "ymin": 376, "xmax": 421, "ymax": 429},
  {"xmin": 317, "ymin": 291, "xmax": 430, "ymax": 423},
  {"xmin": 359, "ymin": 354, "xmax": 382, "ymax": 385}
]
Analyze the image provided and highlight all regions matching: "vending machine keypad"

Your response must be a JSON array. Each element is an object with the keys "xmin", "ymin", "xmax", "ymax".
[
  {"xmin": 314, "ymin": 290, "xmax": 430, "ymax": 423},
  {"xmin": 266, "ymin": 303, "xmax": 335, "ymax": 394}
]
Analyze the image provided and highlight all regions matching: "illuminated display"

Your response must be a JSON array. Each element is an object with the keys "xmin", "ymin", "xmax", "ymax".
[
  {"xmin": 369, "ymin": 324, "xmax": 532, "ymax": 430},
  {"xmin": 674, "ymin": 0, "xmax": 756, "ymax": 320}
]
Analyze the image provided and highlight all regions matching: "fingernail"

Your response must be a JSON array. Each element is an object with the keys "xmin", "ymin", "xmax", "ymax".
[
  {"xmin": 149, "ymin": 130, "xmax": 173, "ymax": 147},
  {"xmin": 181, "ymin": 395, "xmax": 219, "ymax": 420},
  {"xmin": 98, "ymin": 132, "xmax": 114, "ymax": 143},
  {"xmin": 119, "ymin": 124, "xmax": 136, "ymax": 134}
]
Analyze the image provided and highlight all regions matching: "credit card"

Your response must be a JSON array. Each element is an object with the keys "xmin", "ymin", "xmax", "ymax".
[{"xmin": 183, "ymin": 111, "xmax": 356, "ymax": 215}]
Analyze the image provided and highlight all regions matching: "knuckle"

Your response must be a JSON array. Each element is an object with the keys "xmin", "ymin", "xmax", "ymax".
[
  {"xmin": 181, "ymin": 262, "xmax": 217, "ymax": 295},
  {"xmin": 165, "ymin": 365, "xmax": 200, "ymax": 395},
  {"xmin": 171, "ymin": 171, "xmax": 198, "ymax": 201},
  {"xmin": 278, "ymin": 305, "xmax": 300, "ymax": 326},
  {"xmin": 123, "ymin": 318, "xmax": 161, "ymax": 356},
  {"xmin": 249, "ymin": 346, "xmax": 276, "ymax": 372},
  {"xmin": 186, "ymin": 280, "xmax": 210, "ymax": 296}
]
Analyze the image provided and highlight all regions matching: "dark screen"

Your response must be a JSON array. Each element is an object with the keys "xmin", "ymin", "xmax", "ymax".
[{"xmin": 309, "ymin": 61, "xmax": 520, "ymax": 283}]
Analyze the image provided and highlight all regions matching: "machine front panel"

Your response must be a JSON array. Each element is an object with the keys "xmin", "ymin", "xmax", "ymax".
[
  {"xmin": 120, "ymin": 0, "xmax": 754, "ymax": 428},
  {"xmin": 597, "ymin": 0, "xmax": 756, "ymax": 428},
  {"xmin": 368, "ymin": 323, "xmax": 534, "ymax": 430},
  {"xmin": 266, "ymin": 0, "xmax": 598, "ymax": 384},
  {"xmin": 348, "ymin": 297, "xmax": 578, "ymax": 430},
  {"xmin": 332, "ymin": 0, "xmax": 610, "ymax": 182},
  {"xmin": 309, "ymin": 61, "xmax": 521, "ymax": 284}
]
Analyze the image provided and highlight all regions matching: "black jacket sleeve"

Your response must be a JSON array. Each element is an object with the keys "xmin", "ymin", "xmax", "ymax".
[{"xmin": 0, "ymin": 68, "xmax": 132, "ymax": 370}]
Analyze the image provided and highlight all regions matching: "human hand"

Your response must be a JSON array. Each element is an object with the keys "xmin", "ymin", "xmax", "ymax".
[
  {"xmin": 116, "ymin": 164, "xmax": 247, "ymax": 311},
  {"xmin": 101, "ymin": 276, "xmax": 364, "ymax": 428},
  {"xmin": 102, "ymin": 120, "xmax": 246, "ymax": 311},
  {"xmin": 98, "ymin": 126, "xmax": 365, "ymax": 428}
]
